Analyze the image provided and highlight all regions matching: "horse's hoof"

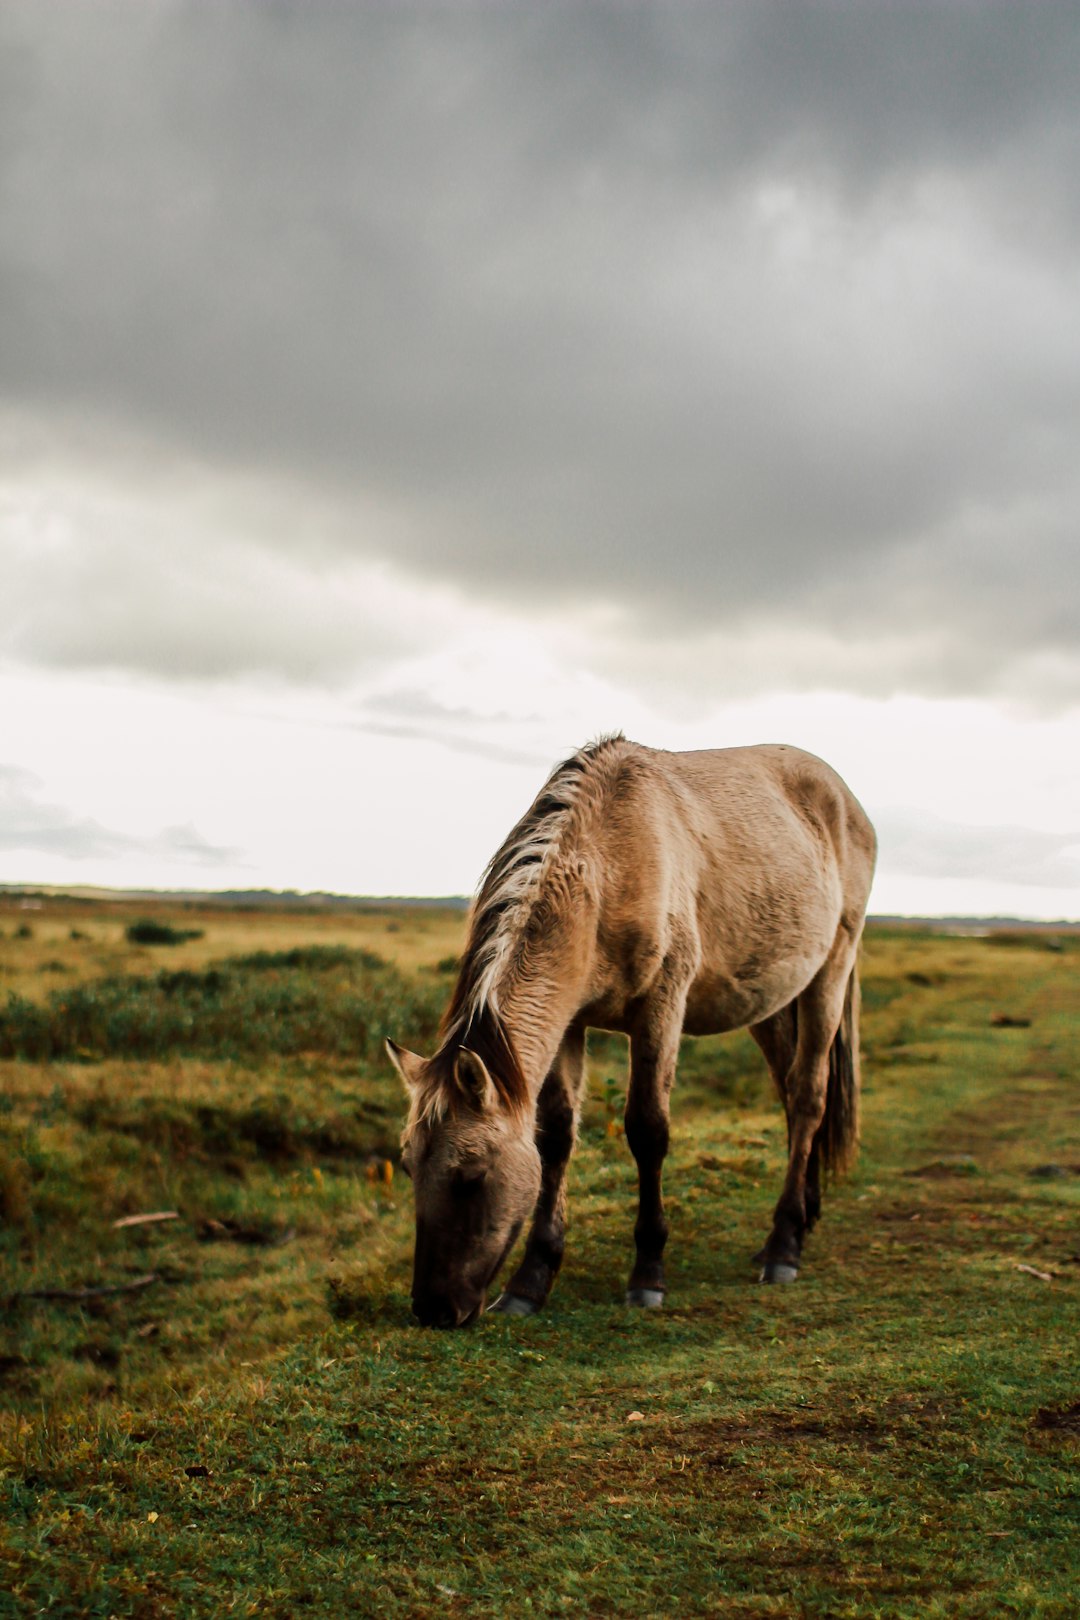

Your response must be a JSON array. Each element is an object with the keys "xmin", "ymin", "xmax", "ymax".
[
  {"xmin": 751, "ymin": 1247, "xmax": 767, "ymax": 1266},
  {"xmin": 488, "ymin": 1293, "xmax": 538, "ymax": 1316},
  {"xmin": 625, "ymin": 1287, "xmax": 665, "ymax": 1308},
  {"xmin": 759, "ymin": 1262, "xmax": 799, "ymax": 1285}
]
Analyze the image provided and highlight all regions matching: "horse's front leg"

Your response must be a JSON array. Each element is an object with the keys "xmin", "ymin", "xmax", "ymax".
[
  {"xmin": 490, "ymin": 1024, "xmax": 585, "ymax": 1318},
  {"xmin": 624, "ymin": 993, "xmax": 686, "ymax": 1308}
]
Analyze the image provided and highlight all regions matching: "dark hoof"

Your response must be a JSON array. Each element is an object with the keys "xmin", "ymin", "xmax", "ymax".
[
  {"xmin": 625, "ymin": 1287, "xmax": 665, "ymax": 1308},
  {"xmin": 751, "ymin": 1246, "xmax": 767, "ymax": 1266},
  {"xmin": 759, "ymin": 1262, "xmax": 799, "ymax": 1285},
  {"xmin": 488, "ymin": 1293, "xmax": 539, "ymax": 1317}
]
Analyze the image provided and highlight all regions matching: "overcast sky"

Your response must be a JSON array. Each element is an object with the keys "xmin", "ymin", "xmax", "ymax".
[{"xmin": 2, "ymin": 1, "xmax": 1079, "ymax": 917}]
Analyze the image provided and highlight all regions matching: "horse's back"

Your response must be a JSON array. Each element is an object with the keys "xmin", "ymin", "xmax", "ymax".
[
  {"xmin": 668, "ymin": 744, "xmax": 875, "ymax": 901},
  {"xmin": 585, "ymin": 742, "xmax": 875, "ymax": 1034},
  {"xmin": 602, "ymin": 741, "xmax": 875, "ymax": 903}
]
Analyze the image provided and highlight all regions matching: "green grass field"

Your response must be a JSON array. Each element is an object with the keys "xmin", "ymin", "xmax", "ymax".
[{"xmin": 1, "ymin": 898, "xmax": 1077, "ymax": 1617}]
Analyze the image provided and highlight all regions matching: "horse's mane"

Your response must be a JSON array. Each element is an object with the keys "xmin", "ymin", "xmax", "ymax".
[{"xmin": 425, "ymin": 734, "xmax": 627, "ymax": 1115}]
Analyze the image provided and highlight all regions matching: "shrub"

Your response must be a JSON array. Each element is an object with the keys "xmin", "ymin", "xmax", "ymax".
[
  {"xmin": 985, "ymin": 929, "xmax": 1071, "ymax": 953},
  {"xmin": 226, "ymin": 945, "xmax": 385, "ymax": 973},
  {"xmin": 125, "ymin": 920, "xmax": 205, "ymax": 946},
  {"xmin": 0, "ymin": 945, "xmax": 443, "ymax": 1065}
]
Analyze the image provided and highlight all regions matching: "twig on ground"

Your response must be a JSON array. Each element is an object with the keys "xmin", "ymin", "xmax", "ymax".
[
  {"xmin": 112, "ymin": 1211, "xmax": 180, "ymax": 1230},
  {"xmin": 12, "ymin": 1272, "xmax": 161, "ymax": 1304}
]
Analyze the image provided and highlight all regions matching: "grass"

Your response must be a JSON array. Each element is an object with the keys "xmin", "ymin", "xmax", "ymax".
[
  {"xmin": 0, "ymin": 900, "xmax": 1078, "ymax": 1617},
  {"xmin": 0, "ymin": 896, "xmax": 466, "ymax": 1003}
]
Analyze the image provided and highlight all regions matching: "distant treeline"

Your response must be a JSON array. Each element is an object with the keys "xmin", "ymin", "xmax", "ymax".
[{"xmin": 0, "ymin": 885, "xmax": 470, "ymax": 911}]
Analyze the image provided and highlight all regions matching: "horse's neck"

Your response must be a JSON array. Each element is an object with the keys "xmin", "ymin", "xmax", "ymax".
[{"xmin": 495, "ymin": 932, "xmax": 590, "ymax": 1098}]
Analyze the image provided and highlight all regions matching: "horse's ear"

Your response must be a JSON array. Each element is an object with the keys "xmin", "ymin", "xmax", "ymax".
[
  {"xmin": 385, "ymin": 1038, "xmax": 426, "ymax": 1095},
  {"xmin": 454, "ymin": 1047, "xmax": 497, "ymax": 1113}
]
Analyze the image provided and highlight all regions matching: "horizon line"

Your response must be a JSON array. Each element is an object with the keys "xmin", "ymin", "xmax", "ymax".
[{"xmin": 1, "ymin": 881, "xmax": 1077, "ymax": 929}]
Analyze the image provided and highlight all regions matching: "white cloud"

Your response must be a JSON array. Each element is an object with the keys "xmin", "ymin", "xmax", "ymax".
[
  {"xmin": 2, "ymin": 668, "xmax": 1079, "ymax": 918},
  {"xmin": 0, "ymin": 763, "xmax": 238, "ymax": 868},
  {"xmin": 875, "ymin": 808, "xmax": 1080, "ymax": 889}
]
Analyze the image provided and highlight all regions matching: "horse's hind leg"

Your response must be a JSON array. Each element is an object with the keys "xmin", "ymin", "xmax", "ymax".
[
  {"xmin": 490, "ymin": 1024, "xmax": 585, "ymax": 1318},
  {"xmin": 758, "ymin": 932, "xmax": 860, "ymax": 1284},
  {"xmin": 749, "ymin": 1003, "xmax": 799, "ymax": 1265}
]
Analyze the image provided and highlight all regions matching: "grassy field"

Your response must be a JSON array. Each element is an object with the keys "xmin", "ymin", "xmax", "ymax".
[{"xmin": 1, "ymin": 896, "xmax": 1077, "ymax": 1617}]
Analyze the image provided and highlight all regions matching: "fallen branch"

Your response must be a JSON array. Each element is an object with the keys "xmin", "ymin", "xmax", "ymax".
[
  {"xmin": 112, "ymin": 1210, "xmax": 180, "ymax": 1230},
  {"xmin": 1016, "ymin": 1263, "xmax": 1055, "ymax": 1283},
  {"xmin": 13, "ymin": 1272, "xmax": 161, "ymax": 1304}
]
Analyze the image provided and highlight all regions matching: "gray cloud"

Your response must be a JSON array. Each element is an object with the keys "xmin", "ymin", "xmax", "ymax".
[
  {"xmin": 2, "ymin": 3, "xmax": 1080, "ymax": 699},
  {"xmin": 0, "ymin": 765, "xmax": 240, "ymax": 866},
  {"xmin": 352, "ymin": 690, "xmax": 550, "ymax": 767},
  {"xmin": 0, "ymin": 453, "xmax": 412, "ymax": 683},
  {"xmin": 876, "ymin": 807, "xmax": 1080, "ymax": 890}
]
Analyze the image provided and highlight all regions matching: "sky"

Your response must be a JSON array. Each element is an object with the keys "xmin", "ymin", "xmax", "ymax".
[{"xmin": 2, "ymin": 1, "xmax": 1079, "ymax": 918}]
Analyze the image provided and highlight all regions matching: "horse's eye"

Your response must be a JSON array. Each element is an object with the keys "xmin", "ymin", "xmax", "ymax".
[{"xmin": 454, "ymin": 1166, "xmax": 487, "ymax": 1191}]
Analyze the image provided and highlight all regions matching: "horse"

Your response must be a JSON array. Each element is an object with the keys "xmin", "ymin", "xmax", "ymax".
[{"xmin": 386, "ymin": 735, "xmax": 876, "ymax": 1329}]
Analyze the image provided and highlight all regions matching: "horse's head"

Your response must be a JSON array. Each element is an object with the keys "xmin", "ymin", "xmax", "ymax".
[{"xmin": 386, "ymin": 1038, "xmax": 540, "ymax": 1328}]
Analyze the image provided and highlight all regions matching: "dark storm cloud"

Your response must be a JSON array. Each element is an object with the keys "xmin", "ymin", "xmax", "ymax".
[
  {"xmin": 2, "ymin": 2, "xmax": 1080, "ymax": 695},
  {"xmin": 0, "ymin": 766, "xmax": 240, "ymax": 865}
]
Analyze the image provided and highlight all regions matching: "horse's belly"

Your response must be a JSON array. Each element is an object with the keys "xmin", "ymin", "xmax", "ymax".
[{"xmin": 681, "ymin": 957, "xmax": 819, "ymax": 1036}]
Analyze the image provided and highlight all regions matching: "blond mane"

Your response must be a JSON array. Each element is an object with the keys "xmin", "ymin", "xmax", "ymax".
[{"xmin": 420, "ymin": 734, "xmax": 627, "ymax": 1114}]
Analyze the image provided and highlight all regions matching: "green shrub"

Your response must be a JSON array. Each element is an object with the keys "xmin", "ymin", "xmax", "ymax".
[
  {"xmin": 125, "ymin": 920, "xmax": 205, "ymax": 945},
  {"xmin": 985, "ymin": 929, "xmax": 1072, "ymax": 952},
  {"xmin": 73, "ymin": 1087, "xmax": 401, "ymax": 1164},
  {"xmin": 0, "ymin": 946, "xmax": 443, "ymax": 1064},
  {"xmin": 226, "ymin": 945, "xmax": 385, "ymax": 973}
]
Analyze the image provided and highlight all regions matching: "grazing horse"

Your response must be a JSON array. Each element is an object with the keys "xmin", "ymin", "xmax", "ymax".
[{"xmin": 387, "ymin": 736, "xmax": 876, "ymax": 1328}]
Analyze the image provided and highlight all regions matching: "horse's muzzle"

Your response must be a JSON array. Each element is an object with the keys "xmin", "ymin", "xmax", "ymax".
[{"xmin": 411, "ymin": 1290, "xmax": 483, "ymax": 1329}]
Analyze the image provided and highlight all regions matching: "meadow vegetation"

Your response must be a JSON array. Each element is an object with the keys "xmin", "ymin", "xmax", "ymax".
[{"xmin": 1, "ymin": 895, "xmax": 1077, "ymax": 1616}]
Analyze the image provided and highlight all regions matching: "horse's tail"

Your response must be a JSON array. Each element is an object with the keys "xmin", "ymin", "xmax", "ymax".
[{"xmin": 819, "ymin": 962, "xmax": 861, "ymax": 1178}]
